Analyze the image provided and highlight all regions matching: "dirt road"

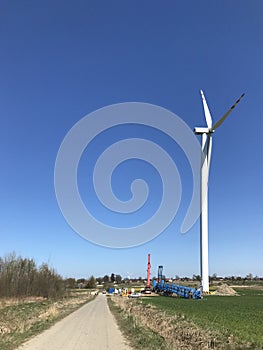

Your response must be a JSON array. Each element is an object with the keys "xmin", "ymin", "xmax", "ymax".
[{"xmin": 18, "ymin": 294, "xmax": 132, "ymax": 350}]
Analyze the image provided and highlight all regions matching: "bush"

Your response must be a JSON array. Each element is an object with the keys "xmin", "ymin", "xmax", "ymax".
[{"xmin": 0, "ymin": 253, "xmax": 65, "ymax": 299}]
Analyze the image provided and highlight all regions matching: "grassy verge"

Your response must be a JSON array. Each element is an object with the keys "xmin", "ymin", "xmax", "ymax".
[
  {"xmin": 0, "ymin": 290, "xmax": 95, "ymax": 350},
  {"xmin": 141, "ymin": 288, "xmax": 263, "ymax": 349},
  {"xmin": 108, "ymin": 296, "xmax": 170, "ymax": 350},
  {"xmin": 109, "ymin": 295, "xmax": 228, "ymax": 350}
]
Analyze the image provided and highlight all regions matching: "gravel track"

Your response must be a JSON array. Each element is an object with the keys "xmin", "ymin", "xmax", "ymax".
[{"xmin": 17, "ymin": 294, "xmax": 131, "ymax": 350}]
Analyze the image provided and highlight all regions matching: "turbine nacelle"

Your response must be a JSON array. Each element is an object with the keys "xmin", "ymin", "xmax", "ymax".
[{"xmin": 194, "ymin": 127, "xmax": 214, "ymax": 135}]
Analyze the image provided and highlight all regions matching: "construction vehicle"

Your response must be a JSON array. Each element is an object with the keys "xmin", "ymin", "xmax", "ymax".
[
  {"xmin": 145, "ymin": 253, "xmax": 151, "ymax": 293},
  {"xmin": 153, "ymin": 265, "xmax": 202, "ymax": 299},
  {"xmin": 141, "ymin": 253, "xmax": 152, "ymax": 294}
]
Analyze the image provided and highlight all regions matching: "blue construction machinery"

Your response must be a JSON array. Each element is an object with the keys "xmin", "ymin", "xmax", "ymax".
[
  {"xmin": 153, "ymin": 281, "xmax": 202, "ymax": 299},
  {"xmin": 153, "ymin": 265, "xmax": 202, "ymax": 299}
]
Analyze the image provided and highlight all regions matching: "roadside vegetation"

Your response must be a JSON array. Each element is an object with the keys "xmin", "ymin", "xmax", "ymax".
[
  {"xmin": 108, "ymin": 296, "xmax": 170, "ymax": 350},
  {"xmin": 0, "ymin": 253, "xmax": 96, "ymax": 350},
  {"xmin": 109, "ymin": 287, "xmax": 263, "ymax": 349},
  {"xmin": 109, "ymin": 295, "xmax": 222, "ymax": 350},
  {"xmin": 0, "ymin": 289, "xmax": 94, "ymax": 350}
]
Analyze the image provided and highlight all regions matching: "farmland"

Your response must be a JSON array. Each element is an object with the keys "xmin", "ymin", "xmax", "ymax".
[{"xmin": 141, "ymin": 287, "xmax": 263, "ymax": 348}]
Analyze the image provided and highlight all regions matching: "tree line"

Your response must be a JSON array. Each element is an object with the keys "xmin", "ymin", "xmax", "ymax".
[
  {"xmin": 0, "ymin": 253, "xmax": 65, "ymax": 298},
  {"xmin": 65, "ymin": 273, "xmax": 123, "ymax": 289},
  {"xmin": 0, "ymin": 254, "xmax": 125, "ymax": 298}
]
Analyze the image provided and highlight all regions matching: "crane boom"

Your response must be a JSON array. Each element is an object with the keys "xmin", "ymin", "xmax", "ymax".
[{"xmin": 146, "ymin": 253, "xmax": 151, "ymax": 288}]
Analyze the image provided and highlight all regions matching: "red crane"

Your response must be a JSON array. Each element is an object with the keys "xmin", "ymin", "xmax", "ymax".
[{"xmin": 145, "ymin": 253, "xmax": 151, "ymax": 293}]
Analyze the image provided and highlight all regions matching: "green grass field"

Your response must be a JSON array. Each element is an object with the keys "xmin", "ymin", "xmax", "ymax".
[{"xmin": 141, "ymin": 288, "xmax": 263, "ymax": 348}]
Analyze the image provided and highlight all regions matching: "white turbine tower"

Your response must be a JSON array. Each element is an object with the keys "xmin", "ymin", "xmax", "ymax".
[{"xmin": 194, "ymin": 90, "xmax": 245, "ymax": 293}]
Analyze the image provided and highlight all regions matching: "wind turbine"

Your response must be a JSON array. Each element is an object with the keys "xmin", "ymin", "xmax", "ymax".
[{"xmin": 194, "ymin": 90, "xmax": 245, "ymax": 293}]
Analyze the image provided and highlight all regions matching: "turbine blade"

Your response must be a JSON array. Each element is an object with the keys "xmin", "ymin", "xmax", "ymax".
[
  {"xmin": 200, "ymin": 90, "xmax": 212, "ymax": 129},
  {"xmin": 207, "ymin": 136, "xmax": 212, "ymax": 178},
  {"xmin": 201, "ymin": 133, "xmax": 208, "ymax": 167},
  {"xmin": 211, "ymin": 93, "xmax": 245, "ymax": 131},
  {"xmin": 201, "ymin": 134, "xmax": 212, "ymax": 174}
]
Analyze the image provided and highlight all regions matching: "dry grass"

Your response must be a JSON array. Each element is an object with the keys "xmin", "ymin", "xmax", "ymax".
[
  {"xmin": 0, "ymin": 297, "xmax": 45, "ymax": 308},
  {"xmin": 108, "ymin": 297, "xmax": 169, "ymax": 350},
  {"xmin": 0, "ymin": 290, "xmax": 95, "ymax": 350},
  {"xmin": 38, "ymin": 304, "xmax": 59, "ymax": 320},
  {"xmin": 111, "ymin": 296, "xmax": 236, "ymax": 350}
]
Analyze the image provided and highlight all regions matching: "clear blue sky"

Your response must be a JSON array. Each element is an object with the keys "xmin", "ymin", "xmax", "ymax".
[{"xmin": 1, "ymin": 1, "xmax": 262, "ymax": 279}]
